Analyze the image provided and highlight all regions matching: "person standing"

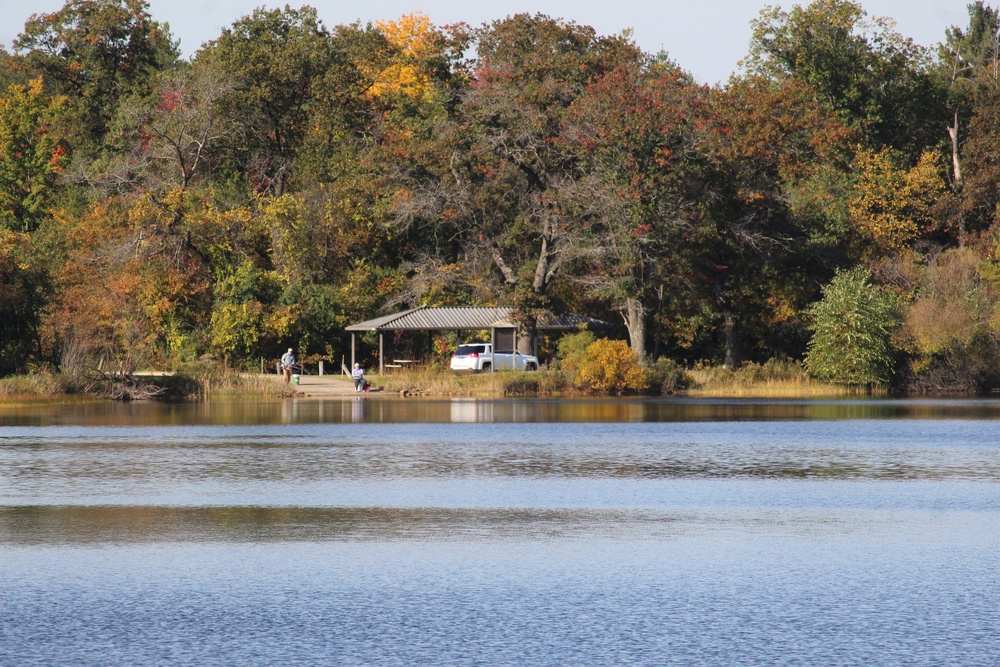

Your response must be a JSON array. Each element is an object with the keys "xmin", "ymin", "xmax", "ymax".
[
  {"xmin": 281, "ymin": 348, "xmax": 296, "ymax": 383},
  {"xmin": 352, "ymin": 363, "xmax": 366, "ymax": 392}
]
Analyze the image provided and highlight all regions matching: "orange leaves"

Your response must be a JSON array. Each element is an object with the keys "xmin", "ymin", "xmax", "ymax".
[
  {"xmin": 49, "ymin": 145, "xmax": 66, "ymax": 171},
  {"xmin": 45, "ymin": 195, "xmax": 214, "ymax": 369},
  {"xmin": 709, "ymin": 77, "xmax": 851, "ymax": 183}
]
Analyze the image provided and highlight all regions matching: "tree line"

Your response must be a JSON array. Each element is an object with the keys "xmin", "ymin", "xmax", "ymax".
[{"xmin": 1, "ymin": 0, "xmax": 1000, "ymax": 393}]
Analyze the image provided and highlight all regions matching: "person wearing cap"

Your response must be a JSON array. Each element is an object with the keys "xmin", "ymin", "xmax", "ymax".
[{"xmin": 280, "ymin": 348, "xmax": 296, "ymax": 383}]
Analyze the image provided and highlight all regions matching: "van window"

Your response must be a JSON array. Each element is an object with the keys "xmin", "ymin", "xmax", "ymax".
[{"xmin": 456, "ymin": 344, "xmax": 486, "ymax": 355}]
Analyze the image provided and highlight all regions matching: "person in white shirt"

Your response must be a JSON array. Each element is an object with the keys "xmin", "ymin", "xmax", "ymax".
[
  {"xmin": 280, "ymin": 348, "xmax": 296, "ymax": 383},
  {"xmin": 352, "ymin": 363, "xmax": 365, "ymax": 392}
]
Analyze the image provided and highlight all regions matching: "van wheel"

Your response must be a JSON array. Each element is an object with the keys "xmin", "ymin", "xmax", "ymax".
[
  {"xmin": 481, "ymin": 363, "xmax": 491, "ymax": 372},
  {"xmin": 526, "ymin": 362, "xmax": 538, "ymax": 371}
]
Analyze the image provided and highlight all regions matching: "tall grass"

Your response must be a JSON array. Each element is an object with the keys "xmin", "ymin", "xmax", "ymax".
[
  {"xmin": 0, "ymin": 370, "xmax": 69, "ymax": 399},
  {"xmin": 684, "ymin": 359, "xmax": 871, "ymax": 397},
  {"xmin": 0, "ymin": 363, "xmax": 285, "ymax": 402},
  {"xmin": 170, "ymin": 361, "xmax": 284, "ymax": 399},
  {"xmin": 376, "ymin": 360, "xmax": 864, "ymax": 398},
  {"xmin": 377, "ymin": 367, "xmax": 572, "ymax": 397}
]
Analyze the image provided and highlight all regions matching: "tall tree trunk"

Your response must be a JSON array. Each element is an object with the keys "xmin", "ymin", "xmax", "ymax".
[
  {"xmin": 517, "ymin": 331, "xmax": 536, "ymax": 356},
  {"xmin": 532, "ymin": 223, "xmax": 555, "ymax": 294},
  {"xmin": 722, "ymin": 309, "xmax": 741, "ymax": 369},
  {"xmin": 947, "ymin": 111, "xmax": 967, "ymax": 246},
  {"xmin": 623, "ymin": 297, "xmax": 647, "ymax": 365},
  {"xmin": 716, "ymin": 275, "xmax": 740, "ymax": 369},
  {"xmin": 948, "ymin": 111, "xmax": 962, "ymax": 188}
]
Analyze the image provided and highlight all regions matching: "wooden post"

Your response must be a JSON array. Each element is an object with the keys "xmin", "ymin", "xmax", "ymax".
[
  {"xmin": 319, "ymin": 360, "xmax": 324, "ymax": 376},
  {"xmin": 379, "ymin": 331, "xmax": 384, "ymax": 375},
  {"xmin": 351, "ymin": 334, "xmax": 356, "ymax": 369}
]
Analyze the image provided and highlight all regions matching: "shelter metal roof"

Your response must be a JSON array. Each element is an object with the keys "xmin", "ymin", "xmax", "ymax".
[{"xmin": 346, "ymin": 306, "xmax": 614, "ymax": 332}]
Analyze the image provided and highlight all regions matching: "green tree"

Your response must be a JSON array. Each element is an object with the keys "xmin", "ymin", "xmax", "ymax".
[
  {"xmin": 568, "ymin": 62, "xmax": 706, "ymax": 362},
  {"xmin": 0, "ymin": 78, "xmax": 69, "ymax": 232},
  {"xmin": 954, "ymin": 84, "xmax": 1000, "ymax": 236},
  {"xmin": 0, "ymin": 229, "xmax": 46, "ymax": 374},
  {"xmin": 391, "ymin": 15, "xmax": 645, "ymax": 309},
  {"xmin": 804, "ymin": 266, "xmax": 902, "ymax": 386},
  {"xmin": 196, "ymin": 6, "xmax": 338, "ymax": 196},
  {"xmin": 936, "ymin": 1, "xmax": 1000, "ymax": 190},
  {"xmin": 696, "ymin": 76, "xmax": 853, "ymax": 368},
  {"xmin": 746, "ymin": 0, "xmax": 943, "ymax": 154},
  {"xmin": 14, "ymin": 0, "xmax": 177, "ymax": 150}
]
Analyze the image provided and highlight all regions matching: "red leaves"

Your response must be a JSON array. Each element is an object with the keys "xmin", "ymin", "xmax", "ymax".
[
  {"xmin": 631, "ymin": 223, "xmax": 652, "ymax": 237},
  {"xmin": 155, "ymin": 86, "xmax": 182, "ymax": 113},
  {"xmin": 49, "ymin": 145, "xmax": 66, "ymax": 171}
]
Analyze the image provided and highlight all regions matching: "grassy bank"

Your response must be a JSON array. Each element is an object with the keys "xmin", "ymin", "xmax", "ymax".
[
  {"xmin": 376, "ymin": 359, "xmax": 862, "ymax": 398},
  {"xmin": 0, "ymin": 364, "xmax": 286, "ymax": 402},
  {"xmin": 682, "ymin": 361, "xmax": 868, "ymax": 398},
  {"xmin": 0, "ymin": 370, "xmax": 70, "ymax": 400},
  {"xmin": 377, "ymin": 367, "xmax": 572, "ymax": 397},
  {"xmin": 0, "ymin": 359, "xmax": 880, "ymax": 401}
]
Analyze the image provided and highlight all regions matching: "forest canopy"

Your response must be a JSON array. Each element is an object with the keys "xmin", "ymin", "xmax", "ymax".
[{"xmin": 2, "ymin": 0, "xmax": 1000, "ymax": 394}]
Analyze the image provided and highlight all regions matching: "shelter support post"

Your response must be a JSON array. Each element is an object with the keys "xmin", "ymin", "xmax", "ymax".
[{"xmin": 490, "ymin": 328, "xmax": 496, "ymax": 374}]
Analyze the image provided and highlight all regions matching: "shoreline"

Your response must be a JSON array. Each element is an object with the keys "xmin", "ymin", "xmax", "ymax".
[{"xmin": 0, "ymin": 369, "xmax": 911, "ymax": 403}]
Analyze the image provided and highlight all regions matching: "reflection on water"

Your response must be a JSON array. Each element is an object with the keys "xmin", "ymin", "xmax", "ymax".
[
  {"xmin": 7, "ymin": 395, "xmax": 1000, "ymax": 426},
  {"xmin": 2, "ymin": 398, "xmax": 999, "ymax": 666}
]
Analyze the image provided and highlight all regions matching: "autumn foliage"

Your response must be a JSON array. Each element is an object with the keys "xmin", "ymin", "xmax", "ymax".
[
  {"xmin": 574, "ymin": 339, "xmax": 648, "ymax": 393},
  {"xmin": 4, "ymin": 1, "xmax": 1000, "ymax": 395}
]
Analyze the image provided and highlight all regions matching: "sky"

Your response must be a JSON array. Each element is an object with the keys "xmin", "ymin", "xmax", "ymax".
[{"xmin": 0, "ymin": 0, "xmax": 969, "ymax": 85}]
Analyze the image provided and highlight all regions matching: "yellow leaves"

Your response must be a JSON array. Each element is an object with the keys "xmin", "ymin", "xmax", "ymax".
[
  {"xmin": 0, "ymin": 77, "xmax": 69, "ymax": 231},
  {"xmin": 0, "ymin": 229, "xmax": 31, "ymax": 283},
  {"xmin": 900, "ymin": 247, "xmax": 996, "ymax": 360},
  {"xmin": 766, "ymin": 291, "xmax": 797, "ymax": 324},
  {"xmin": 365, "ymin": 13, "xmax": 441, "ymax": 102},
  {"xmin": 209, "ymin": 300, "xmax": 300, "ymax": 360},
  {"xmin": 126, "ymin": 191, "xmax": 171, "ymax": 230},
  {"xmin": 263, "ymin": 304, "xmax": 300, "ymax": 340},
  {"xmin": 574, "ymin": 338, "xmax": 647, "ymax": 393},
  {"xmin": 848, "ymin": 148, "xmax": 945, "ymax": 258},
  {"xmin": 906, "ymin": 297, "xmax": 974, "ymax": 357}
]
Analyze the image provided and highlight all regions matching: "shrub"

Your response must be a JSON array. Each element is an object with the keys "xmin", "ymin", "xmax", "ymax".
[
  {"xmin": 0, "ymin": 369, "xmax": 68, "ymax": 397},
  {"xmin": 500, "ymin": 371, "xmax": 567, "ymax": 396},
  {"xmin": 899, "ymin": 248, "xmax": 1000, "ymax": 392},
  {"xmin": 804, "ymin": 267, "xmax": 902, "ymax": 387},
  {"xmin": 575, "ymin": 338, "xmax": 647, "ymax": 393},
  {"xmin": 647, "ymin": 357, "xmax": 689, "ymax": 394},
  {"xmin": 556, "ymin": 329, "xmax": 596, "ymax": 376}
]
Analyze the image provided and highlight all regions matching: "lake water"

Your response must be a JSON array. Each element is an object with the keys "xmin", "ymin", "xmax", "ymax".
[{"xmin": 2, "ymin": 396, "xmax": 999, "ymax": 666}]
